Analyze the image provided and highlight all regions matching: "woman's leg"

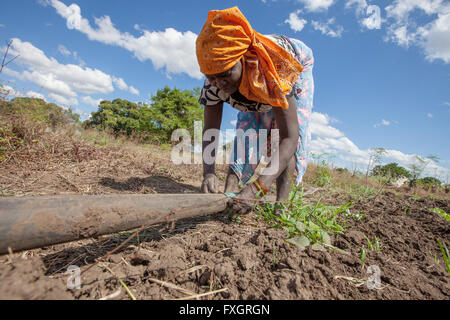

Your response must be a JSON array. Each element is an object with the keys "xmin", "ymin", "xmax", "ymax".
[{"xmin": 276, "ymin": 155, "xmax": 296, "ymax": 201}]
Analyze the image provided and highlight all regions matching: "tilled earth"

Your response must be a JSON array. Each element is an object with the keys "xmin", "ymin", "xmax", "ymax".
[{"xmin": 0, "ymin": 142, "xmax": 449, "ymax": 300}]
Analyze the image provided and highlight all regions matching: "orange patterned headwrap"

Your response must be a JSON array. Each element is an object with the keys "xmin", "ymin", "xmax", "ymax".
[{"xmin": 196, "ymin": 7, "xmax": 303, "ymax": 109}]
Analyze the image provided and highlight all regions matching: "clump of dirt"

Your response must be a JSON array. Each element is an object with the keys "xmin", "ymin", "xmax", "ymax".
[
  {"xmin": 1, "ymin": 190, "xmax": 448, "ymax": 300},
  {"xmin": 0, "ymin": 255, "xmax": 72, "ymax": 299}
]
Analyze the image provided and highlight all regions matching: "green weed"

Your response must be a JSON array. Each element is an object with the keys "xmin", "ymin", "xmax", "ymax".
[
  {"xmin": 365, "ymin": 235, "xmax": 382, "ymax": 252},
  {"xmin": 256, "ymin": 184, "xmax": 351, "ymax": 251},
  {"xmin": 436, "ymin": 238, "xmax": 450, "ymax": 273},
  {"xmin": 430, "ymin": 208, "xmax": 450, "ymax": 221},
  {"xmin": 360, "ymin": 247, "xmax": 367, "ymax": 266}
]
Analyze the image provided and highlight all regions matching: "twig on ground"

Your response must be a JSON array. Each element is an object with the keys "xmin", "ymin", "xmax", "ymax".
[
  {"xmin": 100, "ymin": 263, "xmax": 136, "ymax": 300},
  {"xmin": 99, "ymin": 289, "xmax": 122, "ymax": 300},
  {"xmin": 175, "ymin": 288, "xmax": 229, "ymax": 300},
  {"xmin": 147, "ymin": 277, "xmax": 196, "ymax": 296}
]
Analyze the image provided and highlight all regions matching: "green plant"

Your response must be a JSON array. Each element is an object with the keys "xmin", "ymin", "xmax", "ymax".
[
  {"xmin": 430, "ymin": 208, "xmax": 450, "ymax": 221},
  {"xmin": 360, "ymin": 247, "xmax": 367, "ymax": 266},
  {"xmin": 365, "ymin": 235, "xmax": 382, "ymax": 252},
  {"xmin": 436, "ymin": 239, "xmax": 450, "ymax": 273},
  {"xmin": 344, "ymin": 209, "xmax": 365, "ymax": 221},
  {"xmin": 256, "ymin": 184, "xmax": 350, "ymax": 251},
  {"xmin": 344, "ymin": 183, "xmax": 377, "ymax": 202},
  {"xmin": 314, "ymin": 166, "xmax": 332, "ymax": 187},
  {"xmin": 429, "ymin": 251, "xmax": 440, "ymax": 265}
]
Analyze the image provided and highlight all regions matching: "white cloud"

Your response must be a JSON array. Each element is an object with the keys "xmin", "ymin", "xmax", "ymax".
[
  {"xmin": 311, "ymin": 18, "xmax": 344, "ymax": 37},
  {"xmin": 37, "ymin": 0, "xmax": 50, "ymax": 6},
  {"xmin": 82, "ymin": 96, "xmax": 102, "ymax": 107},
  {"xmin": 72, "ymin": 51, "xmax": 86, "ymax": 67},
  {"xmin": 2, "ymin": 85, "xmax": 25, "ymax": 98},
  {"xmin": 345, "ymin": 0, "xmax": 368, "ymax": 15},
  {"xmin": 58, "ymin": 44, "xmax": 71, "ymax": 56},
  {"xmin": 129, "ymin": 86, "xmax": 139, "ymax": 95},
  {"xmin": 3, "ymin": 38, "xmax": 139, "ymax": 107},
  {"xmin": 385, "ymin": 0, "xmax": 444, "ymax": 22},
  {"xmin": 48, "ymin": 93, "xmax": 78, "ymax": 106},
  {"xmin": 230, "ymin": 120, "xmax": 237, "ymax": 127},
  {"xmin": 417, "ymin": 9, "xmax": 450, "ymax": 63},
  {"xmin": 384, "ymin": 0, "xmax": 450, "ymax": 63},
  {"xmin": 345, "ymin": 0, "xmax": 449, "ymax": 62},
  {"xmin": 48, "ymin": 0, "xmax": 202, "ymax": 79},
  {"xmin": 373, "ymin": 119, "xmax": 391, "ymax": 128},
  {"xmin": 427, "ymin": 113, "xmax": 433, "ymax": 118},
  {"xmin": 383, "ymin": 150, "xmax": 449, "ymax": 180},
  {"xmin": 285, "ymin": 11, "xmax": 308, "ymax": 32},
  {"xmin": 0, "ymin": 24, "xmax": 5, "ymax": 28},
  {"xmin": 308, "ymin": 113, "xmax": 450, "ymax": 180},
  {"xmin": 111, "ymin": 76, "xmax": 128, "ymax": 91},
  {"xmin": 346, "ymin": 1, "xmax": 382, "ymax": 30},
  {"xmin": 297, "ymin": 0, "xmax": 335, "ymax": 12},
  {"xmin": 2, "ymin": 85, "xmax": 46, "ymax": 100},
  {"xmin": 73, "ymin": 108, "xmax": 91, "ymax": 120},
  {"xmin": 26, "ymin": 90, "xmax": 46, "ymax": 100},
  {"xmin": 5, "ymin": 38, "xmax": 113, "ymax": 96},
  {"xmin": 112, "ymin": 76, "xmax": 140, "ymax": 95},
  {"xmin": 310, "ymin": 112, "xmax": 345, "ymax": 138}
]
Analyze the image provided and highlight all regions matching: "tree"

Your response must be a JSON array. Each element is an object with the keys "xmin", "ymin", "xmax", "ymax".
[
  {"xmin": 84, "ymin": 87, "xmax": 204, "ymax": 144},
  {"xmin": 86, "ymin": 99, "xmax": 140, "ymax": 135},
  {"xmin": 146, "ymin": 86, "xmax": 203, "ymax": 142},
  {"xmin": 371, "ymin": 162, "xmax": 411, "ymax": 182},
  {"xmin": 365, "ymin": 147, "xmax": 386, "ymax": 182},
  {"xmin": 408, "ymin": 154, "xmax": 440, "ymax": 188}
]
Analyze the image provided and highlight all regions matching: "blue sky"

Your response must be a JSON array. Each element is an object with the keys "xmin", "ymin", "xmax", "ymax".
[{"xmin": 1, "ymin": 0, "xmax": 449, "ymax": 181}]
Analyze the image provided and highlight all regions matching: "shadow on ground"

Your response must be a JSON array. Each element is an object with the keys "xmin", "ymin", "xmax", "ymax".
[
  {"xmin": 41, "ymin": 211, "xmax": 232, "ymax": 276},
  {"xmin": 99, "ymin": 175, "xmax": 201, "ymax": 194}
]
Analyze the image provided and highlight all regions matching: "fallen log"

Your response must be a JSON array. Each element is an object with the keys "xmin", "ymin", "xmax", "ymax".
[{"xmin": 0, "ymin": 193, "xmax": 229, "ymax": 255}]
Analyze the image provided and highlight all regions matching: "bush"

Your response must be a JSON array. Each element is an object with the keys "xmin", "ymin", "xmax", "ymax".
[
  {"xmin": 415, "ymin": 177, "xmax": 441, "ymax": 190},
  {"xmin": 314, "ymin": 166, "xmax": 332, "ymax": 187},
  {"xmin": 0, "ymin": 97, "xmax": 80, "ymax": 128}
]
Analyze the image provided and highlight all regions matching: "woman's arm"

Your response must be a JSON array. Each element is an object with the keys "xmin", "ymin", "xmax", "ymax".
[
  {"xmin": 232, "ymin": 95, "xmax": 298, "ymax": 207},
  {"xmin": 202, "ymin": 102, "xmax": 223, "ymax": 177},
  {"xmin": 259, "ymin": 94, "xmax": 299, "ymax": 187}
]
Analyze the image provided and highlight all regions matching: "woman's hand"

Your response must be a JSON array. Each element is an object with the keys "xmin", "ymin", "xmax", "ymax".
[
  {"xmin": 201, "ymin": 173, "xmax": 220, "ymax": 193},
  {"xmin": 229, "ymin": 184, "xmax": 259, "ymax": 214}
]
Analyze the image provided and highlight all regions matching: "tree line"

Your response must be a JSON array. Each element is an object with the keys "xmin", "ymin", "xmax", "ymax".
[{"xmin": 83, "ymin": 86, "xmax": 203, "ymax": 144}]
